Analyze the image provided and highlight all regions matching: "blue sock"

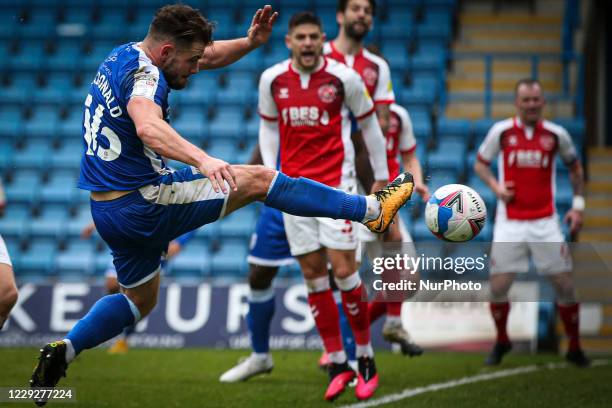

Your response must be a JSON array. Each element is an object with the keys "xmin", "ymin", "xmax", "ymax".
[
  {"xmin": 247, "ymin": 290, "xmax": 275, "ymax": 354},
  {"xmin": 265, "ymin": 172, "xmax": 366, "ymax": 221},
  {"xmin": 66, "ymin": 294, "xmax": 140, "ymax": 355},
  {"xmin": 337, "ymin": 298, "xmax": 356, "ymax": 361}
]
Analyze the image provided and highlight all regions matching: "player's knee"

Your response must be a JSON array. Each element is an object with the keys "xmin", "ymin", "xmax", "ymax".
[
  {"xmin": 105, "ymin": 278, "xmax": 120, "ymax": 294},
  {"xmin": 126, "ymin": 292, "xmax": 158, "ymax": 318},
  {"xmin": 248, "ymin": 264, "xmax": 278, "ymax": 290},
  {"xmin": 332, "ymin": 266, "xmax": 355, "ymax": 280},
  {"xmin": 244, "ymin": 165, "xmax": 276, "ymax": 200}
]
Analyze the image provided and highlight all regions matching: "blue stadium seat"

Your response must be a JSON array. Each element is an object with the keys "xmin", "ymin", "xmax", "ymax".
[
  {"xmin": 417, "ymin": 22, "xmax": 452, "ymax": 44},
  {"xmin": 34, "ymin": 74, "xmax": 74, "ymax": 105},
  {"xmin": 217, "ymin": 207, "xmax": 256, "ymax": 239},
  {"xmin": 472, "ymin": 118, "xmax": 496, "ymax": 146},
  {"xmin": 62, "ymin": 7, "xmax": 92, "ymax": 24},
  {"xmin": 91, "ymin": 11, "xmax": 129, "ymax": 41},
  {"xmin": 410, "ymin": 110, "xmax": 432, "ymax": 142},
  {"xmin": 13, "ymin": 138, "xmax": 54, "ymax": 170},
  {"xmin": 0, "ymin": 107, "xmax": 22, "ymax": 141},
  {"xmin": 437, "ymin": 118, "xmax": 472, "ymax": 141},
  {"xmin": 209, "ymin": 109, "xmax": 245, "ymax": 141},
  {"xmin": 0, "ymin": 13, "xmax": 17, "ymax": 41},
  {"xmin": 400, "ymin": 87, "xmax": 436, "ymax": 111},
  {"xmin": 211, "ymin": 239, "xmax": 248, "ymax": 275},
  {"xmin": 56, "ymin": 240, "xmax": 95, "ymax": 276},
  {"xmin": 411, "ymin": 51, "xmax": 446, "ymax": 76},
  {"xmin": 19, "ymin": 239, "xmax": 58, "ymax": 276},
  {"xmin": 245, "ymin": 116, "xmax": 259, "ymax": 140},
  {"xmin": 555, "ymin": 118, "xmax": 585, "ymax": 148},
  {"xmin": 28, "ymin": 206, "xmax": 69, "ymax": 240},
  {"xmin": 0, "ymin": 142, "xmax": 13, "ymax": 170},
  {"xmin": 67, "ymin": 204, "xmax": 94, "ymax": 239},
  {"xmin": 206, "ymin": 139, "xmax": 239, "ymax": 163},
  {"xmin": 47, "ymin": 42, "xmax": 83, "ymax": 72},
  {"xmin": 95, "ymin": 251, "xmax": 113, "ymax": 276},
  {"xmin": 82, "ymin": 42, "xmax": 116, "ymax": 73},
  {"xmin": 40, "ymin": 171, "xmax": 78, "ymax": 206},
  {"xmin": 0, "ymin": 75, "xmax": 36, "ymax": 106},
  {"xmin": 0, "ymin": 215, "xmax": 28, "ymax": 242},
  {"xmin": 381, "ymin": 44, "xmax": 409, "ymax": 69},
  {"xmin": 180, "ymin": 74, "xmax": 217, "ymax": 106},
  {"xmin": 426, "ymin": 169, "xmax": 461, "ymax": 193},
  {"xmin": 18, "ymin": 11, "xmax": 56, "ymax": 40},
  {"xmin": 380, "ymin": 23, "xmax": 414, "ymax": 42},
  {"xmin": 173, "ymin": 108, "xmax": 208, "ymax": 145},
  {"xmin": 23, "ymin": 107, "xmax": 60, "ymax": 140},
  {"xmin": 263, "ymin": 47, "xmax": 289, "ymax": 68},
  {"xmin": 69, "ymin": 83, "xmax": 92, "ymax": 105},
  {"xmin": 216, "ymin": 87, "xmax": 254, "ymax": 106},
  {"xmin": 58, "ymin": 109, "xmax": 84, "ymax": 139},
  {"xmin": 167, "ymin": 242, "xmax": 211, "ymax": 277}
]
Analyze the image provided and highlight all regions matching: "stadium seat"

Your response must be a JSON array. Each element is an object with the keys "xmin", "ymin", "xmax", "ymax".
[
  {"xmin": 28, "ymin": 206, "xmax": 69, "ymax": 240},
  {"xmin": 0, "ymin": 75, "xmax": 36, "ymax": 106},
  {"xmin": 19, "ymin": 239, "xmax": 58, "ymax": 276},
  {"xmin": 56, "ymin": 240, "xmax": 96, "ymax": 276},
  {"xmin": 40, "ymin": 171, "xmax": 78, "ymax": 206},
  {"xmin": 58, "ymin": 109, "xmax": 84, "ymax": 139},
  {"xmin": 0, "ymin": 142, "xmax": 13, "ymax": 170},
  {"xmin": 167, "ymin": 242, "xmax": 211, "ymax": 277},
  {"xmin": 206, "ymin": 139, "xmax": 239, "ymax": 164},
  {"xmin": 217, "ymin": 207, "xmax": 256, "ymax": 239},
  {"xmin": 34, "ymin": 74, "xmax": 74, "ymax": 105},
  {"xmin": 173, "ymin": 108, "xmax": 208, "ymax": 145},
  {"xmin": 0, "ymin": 107, "xmax": 23, "ymax": 141},
  {"xmin": 23, "ymin": 107, "xmax": 60, "ymax": 140},
  {"xmin": 437, "ymin": 118, "xmax": 472, "ymax": 141},
  {"xmin": 13, "ymin": 138, "xmax": 55, "ymax": 170},
  {"xmin": 472, "ymin": 118, "xmax": 496, "ymax": 146},
  {"xmin": 209, "ymin": 109, "xmax": 245, "ymax": 141},
  {"xmin": 47, "ymin": 42, "xmax": 83, "ymax": 72},
  {"xmin": 211, "ymin": 239, "xmax": 248, "ymax": 275},
  {"xmin": 18, "ymin": 11, "xmax": 57, "ymax": 40}
]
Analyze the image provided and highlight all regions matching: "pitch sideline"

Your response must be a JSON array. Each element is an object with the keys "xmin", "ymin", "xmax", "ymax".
[{"xmin": 340, "ymin": 359, "xmax": 611, "ymax": 408}]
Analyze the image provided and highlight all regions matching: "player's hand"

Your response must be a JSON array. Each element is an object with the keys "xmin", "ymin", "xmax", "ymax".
[
  {"xmin": 415, "ymin": 183, "xmax": 430, "ymax": 202},
  {"xmin": 167, "ymin": 241, "xmax": 182, "ymax": 259},
  {"xmin": 564, "ymin": 209, "xmax": 583, "ymax": 234},
  {"xmin": 246, "ymin": 5, "xmax": 278, "ymax": 48},
  {"xmin": 495, "ymin": 181, "xmax": 515, "ymax": 203},
  {"xmin": 370, "ymin": 180, "xmax": 388, "ymax": 194},
  {"xmin": 81, "ymin": 222, "xmax": 96, "ymax": 239},
  {"xmin": 198, "ymin": 155, "xmax": 237, "ymax": 194}
]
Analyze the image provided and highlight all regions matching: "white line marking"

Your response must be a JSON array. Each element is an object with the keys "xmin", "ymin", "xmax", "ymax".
[{"xmin": 340, "ymin": 359, "xmax": 611, "ymax": 408}]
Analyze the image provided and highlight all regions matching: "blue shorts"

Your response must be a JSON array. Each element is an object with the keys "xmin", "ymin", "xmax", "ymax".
[
  {"xmin": 92, "ymin": 166, "xmax": 227, "ymax": 288},
  {"xmin": 247, "ymin": 205, "xmax": 294, "ymax": 267}
]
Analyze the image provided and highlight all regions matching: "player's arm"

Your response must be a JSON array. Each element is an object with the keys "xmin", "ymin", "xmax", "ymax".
[
  {"xmin": 352, "ymin": 131, "xmax": 375, "ymax": 193},
  {"xmin": 401, "ymin": 151, "xmax": 428, "ymax": 201},
  {"xmin": 558, "ymin": 128, "xmax": 585, "ymax": 234},
  {"xmin": 474, "ymin": 125, "xmax": 514, "ymax": 203},
  {"xmin": 375, "ymin": 104, "xmax": 391, "ymax": 135},
  {"xmin": 198, "ymin": 6, "xmax": 278, "ymax": 70},
  {"xmin": 372, "ymin": 59, "xmax": 394, "ymax": 134},
  {"xmin": 0, "ymin": 179, "xmax": 5, "ymax": 217},
  {"xmin": 258, "ymin": 119, "xmax": 279, "ymax": 169},
  {"xmin": 127, "ymin": 97, "xmax": 236, "ymax": 193}
]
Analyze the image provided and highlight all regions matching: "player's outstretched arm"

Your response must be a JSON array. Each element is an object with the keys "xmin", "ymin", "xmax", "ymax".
[
  {"xmin": 127, "ymin": 97, "xmax": 236, "ymax": 193},
  {"xmin": 198, "ymin": 5, "xmax": 278, "ymax": 70},
  {"xmin": 474, "ymin": 160, "xmax": 514, "ymax": 203}
]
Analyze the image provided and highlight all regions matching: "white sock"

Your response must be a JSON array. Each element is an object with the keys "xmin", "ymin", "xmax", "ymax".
[
  {"xmin": 253, "ymin": 352, "xmax": 270, "ymax": 361},
  {"xmin": 385, "ymin": 315, "xmax": 402, "ymax": 326},
  {"xmin": 63, "ymin": 339, "xmax": 75, "ymax": 364},
  {"xmin": 356, "ymin": 343, "xmax": 374, "ymax": 358},
  {"xmin": 328, "ymin": 350, "xmax": 347, "ymax": 364},
  {"xmin": 362, "ymin": 196, "xmax": 381, "ymax": 222}
]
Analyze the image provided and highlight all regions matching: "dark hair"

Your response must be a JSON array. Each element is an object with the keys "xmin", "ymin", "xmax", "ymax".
[
  {"xmin": 514, "ymin": 78, "xmax": 542, "ymax": 96},
  {"xmin": 288, "ymin": 11, "xmax": 323, "ymax": 32},
  {"xmin": 149, "ymin": 4, "xmax": 214, "ymax": 47},
  {"xmin": 337, "ymin": 0, "xmax": 377, "ymax": 15}
]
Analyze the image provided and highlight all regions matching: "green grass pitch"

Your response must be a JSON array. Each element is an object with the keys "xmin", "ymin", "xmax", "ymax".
[{"xmin": 2, "ymin": 348, "xmax": 611, "ymax": 407}]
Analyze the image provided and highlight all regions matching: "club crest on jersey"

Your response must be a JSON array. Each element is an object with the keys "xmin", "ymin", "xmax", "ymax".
[
  {"xmin": 507, "ymin": 134, "xmax": 519, "ymax": 146},
  {"xmin": 279, "ymin": 87, "xmax": 289, "ymax": 99},
  {"xmin": 362, "ymin": 67, "xmax": 378, "ymax": 87},
  {"xmin": 539, "ymin": 134, "xmax": 556, "ymax": 151},
  {"xmin": 317, "ymin": 83, "xmax": 338, "ymax": 103}
]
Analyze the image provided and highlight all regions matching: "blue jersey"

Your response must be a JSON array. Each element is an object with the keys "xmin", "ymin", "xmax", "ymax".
[{"xmin": 78, "ymin": 42, "xmax": 171, "ymax": 191}]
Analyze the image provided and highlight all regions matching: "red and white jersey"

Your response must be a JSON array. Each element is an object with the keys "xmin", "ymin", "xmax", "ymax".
[
  {"xmin": 477, "ymin": 117, "xmax": 578, "ymax": 220},
  {"xmin": 258, "ymin": 57, "xmax": 376, "ymax": 187},
  {"xmin": 386, "ymin": 103, "xmax": 416, "ymax": 179},
  {"xmin": 323, "ymin": 41, "xmax": 395, "ymax": 105}
]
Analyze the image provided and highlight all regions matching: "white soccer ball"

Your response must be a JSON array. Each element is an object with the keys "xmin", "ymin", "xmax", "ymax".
[{"xmin": 424, "ymin": 184, "xmax": 487, "ymax": 242}]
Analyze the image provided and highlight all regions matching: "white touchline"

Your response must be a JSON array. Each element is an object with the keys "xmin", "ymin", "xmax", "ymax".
[{"xmin": 340, "ymin": 359, "xmax": 611, "ymax": 408}]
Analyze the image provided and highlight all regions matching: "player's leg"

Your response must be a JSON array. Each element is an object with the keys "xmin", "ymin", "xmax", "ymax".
[
  {"xmin": 0, "ymin": 235, "xmax": 18, "ymax": 330},
  {"xmin": 219, "ymin": 263, "xmax": 279, "ymax": 382},
  {"xmin": 103, "ymin": 266, "xmax": 131, "ymax": 354},
  {"xmin": 223, "ymin": 165, "xmax": 414, "ymax": 234},
  {"xmin": 327, "ymin": 247, "xmax": 379, "ymax": 400}
]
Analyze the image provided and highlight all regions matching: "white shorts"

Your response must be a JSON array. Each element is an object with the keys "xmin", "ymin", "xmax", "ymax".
[
  {"xmin": 284, "ymin": 213, "xmax": 359, "ymax": 256},
  {"xmin": 490, "ymin": 215, "xmax": 572, "ymax": 275},
  {"xmin": 0, "ymin": 235, "xmax": 12, "ymax": 267}
]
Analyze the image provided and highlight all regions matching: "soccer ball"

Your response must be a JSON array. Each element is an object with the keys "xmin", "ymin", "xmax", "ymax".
[{"xmin": 424, "ymin": 184, "xmax": 487, "ymax": 242}]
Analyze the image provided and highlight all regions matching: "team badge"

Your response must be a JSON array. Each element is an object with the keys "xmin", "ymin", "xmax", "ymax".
[
  {"xmin": 539, "ymin": 134, "xmax": 555, "ymax": 150},
  {"xmin": 318, "ymin": 83, "xmax": 338, "ymax": 103},
  {"xmin": 279, "ymin": 88, "xmax": 289, "ymax": 99},
  {"xmin": 362, "ymin": 67, "xmax": 378, "ymax": 87}
]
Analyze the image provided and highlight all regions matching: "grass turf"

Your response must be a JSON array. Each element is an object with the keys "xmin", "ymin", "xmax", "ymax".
[{"xmin": 1, "ymin": 348, "xmax": 610, "ymax": 407}]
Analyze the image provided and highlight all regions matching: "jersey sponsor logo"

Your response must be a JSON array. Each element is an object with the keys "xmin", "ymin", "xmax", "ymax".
[
  {"xmin": 362, "ymin": 67, "xmax": 378, "ymax": 87},
  {"xmin": 281, "ymin": 106, "xmax": 330, "ymax": 127},
  {"xmin": 317, "ymin": 83, "xmax": 338, "ymax": 103},
  {"xmin": 132, "ymin": 67, "xmax": 159, "ymax": 100},
  {"xmin": 279, "ymin": 87, "xmax": 289, "ymax": 99},
  {"xmin": 507, "ymin": 149, "xmax": 550, "ymax": 168},
  {"xmin": 539, "ymin": 134, "xmax": 556, "ymax": 151}
]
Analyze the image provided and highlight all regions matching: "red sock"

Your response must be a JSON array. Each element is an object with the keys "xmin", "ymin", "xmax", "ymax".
[
  {"xmin": 490, "ymin": 302, "xmax": 510, "ymax": 344},
  {"xmin": 341, "ymin": 284, "xmax": 370, "ymax": 345},
  {"xmin": 386, "ymin": 301, "xmax": 402, "ymax": 317},
  {"xmin": 308, "ymin": 289, "xmax": 343, "ymax": 353},
  {"xmin": 368, "ymin": 298, "xmax": 386, "ymax": 324},
  {"xmin": 557, "ymin": 303, "xmax": 581, "ymax": 352}
]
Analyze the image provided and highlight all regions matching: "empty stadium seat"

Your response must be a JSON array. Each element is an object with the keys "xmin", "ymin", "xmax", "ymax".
[
  {"xmin": 167, "ymin": 242, "xmax": 211, "ymax": 277},
  {"xmin": 209, "ymin": 109, "xmax": 245, "ymax": 141},
  {"xmin": 211, "ymin": 239, "xmax": 248, "ymax": 275},
  {"xmin": 40, "ymin": 171, "xmax": 78, "ymax": 206},
  {"xmin": 173, "ymin": 108, "xmax": 208, "ymax": 145},
  {"xmin": 19, "ymin": 239, "xmax": 58, "ymax": 276},
  {"xmin": 56, "ymin": 240, "xmax": 95, "ymax": 276},
  {"xmin": 28, "ymin": 206, "xmax": 69, "ymax": 240}
]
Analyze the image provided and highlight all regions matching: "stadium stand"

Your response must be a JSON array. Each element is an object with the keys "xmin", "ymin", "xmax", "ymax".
[{"xmin": 0, "ymin": 0, "xmax": 584, "ymax": 278}]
